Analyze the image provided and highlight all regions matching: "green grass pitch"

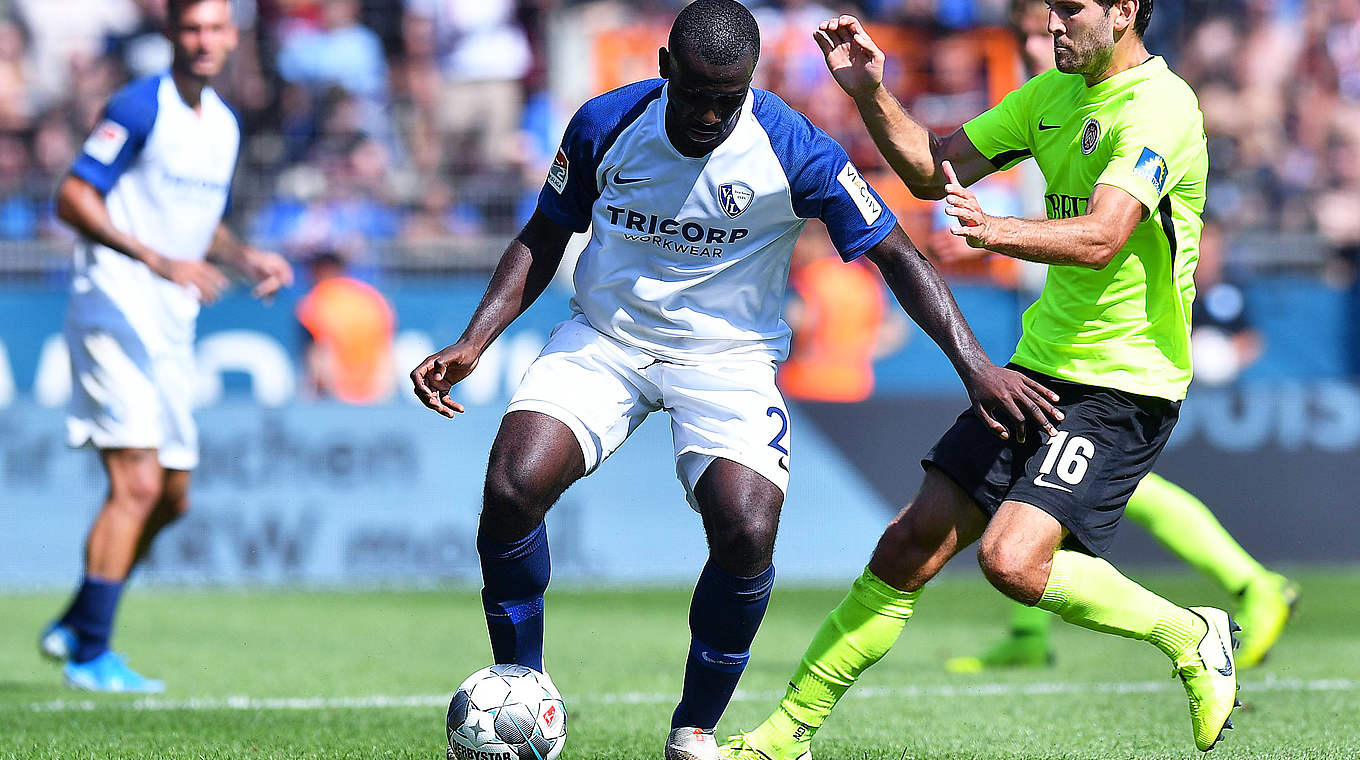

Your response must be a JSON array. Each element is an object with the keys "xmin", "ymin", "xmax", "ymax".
[{"xmin": 2, "ymin": 569, "xmax": 1357, "ymax": 759}]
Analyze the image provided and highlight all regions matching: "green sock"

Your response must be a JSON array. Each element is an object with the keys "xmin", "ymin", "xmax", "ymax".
[
  {"xmin": 1127, "ymin": 473, "xmax": 1266, "ymax": 594},
  {"xmin": 750, "ymin": 567, "xmax": 920, "ymax": 753},
  {"xmin": 1037, "ymin": 550, "xmax": 1206, "ymax": 663},
  {"xmin": 1008, "ymin": 599, "xmax": 1054, "ymax": 638}
]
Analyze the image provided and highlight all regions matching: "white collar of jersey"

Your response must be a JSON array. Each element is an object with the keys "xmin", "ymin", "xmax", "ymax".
[{"xmin": 656, "ymin": 82, "xmax": 756, "ymax": 162}]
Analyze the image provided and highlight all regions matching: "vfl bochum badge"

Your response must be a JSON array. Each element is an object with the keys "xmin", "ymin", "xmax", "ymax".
[
  {"xmin": 1081, "ymin": 118, "xmax": 1102, "ymax": 155},
  {"xmin": 718, "ymin": 181, "xmax": 754, "ymax": 218}
]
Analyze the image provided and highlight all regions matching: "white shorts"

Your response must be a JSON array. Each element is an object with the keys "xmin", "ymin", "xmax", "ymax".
[
  {"xmin": 507, "ymin": 318, "xmax": 791, "ymax": 510},
  {"xmin": 65, "ymin": 325, "xmax": 199, "ymax": 471}
]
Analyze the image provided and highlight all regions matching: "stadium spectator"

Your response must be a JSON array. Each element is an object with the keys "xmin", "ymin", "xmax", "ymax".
[
  {"xmin": 296, "ymin": 250, "xmax": 397, "ymax": 403},
  {"xmin": 276, "ymin": 0, "xmax": 389, "ymax": 138},
  {"xmin": 402, "ymin": 0, "xmax": 533, "ymax": 172},
  {"xmin": 779, "ymin": 221, "xmax": 908, "ymax": 403}
]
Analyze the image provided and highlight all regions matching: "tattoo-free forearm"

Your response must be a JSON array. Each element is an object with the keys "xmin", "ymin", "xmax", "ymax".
[
  {"xmin": 207, "ymin": 224, "xmax": 250, "ymax": 268},
  {"xmin": 56, "ymin": 175, "xmax": 162, "ymax": 267},
  {"xmin": 982, "ymin": 215, "xmax": 1121, "ymax": 269},
  {"xmin": 869, "ymin": 231, "xmax": 990, "ymax": 380},
  {"xmin": 853, "ymin": 86, "xmax": 948, "ymax": 200},
  {"xmin": 456, "ymin": 214, "xmax": 570, "ymax": 352}
]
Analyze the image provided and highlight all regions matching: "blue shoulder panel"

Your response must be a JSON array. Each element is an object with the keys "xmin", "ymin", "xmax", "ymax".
[
  {"xmin": 70, "ymin": 75, "xmax": 161, "ymax": 195},
  {"xmin": 536, "ymin": 79, "xmax": 665, "ymax": 232},
  {"xmin": 752, "ymin": 89, "xmax": 897, "ymax": 261}
]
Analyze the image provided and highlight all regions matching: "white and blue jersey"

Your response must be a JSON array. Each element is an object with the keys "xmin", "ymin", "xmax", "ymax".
[
  {"xmin": 67, "ymin": 73, "xmax": 240, "ymax": 349},
  {"xmin": 538, "ymin": 79, "xmax": 897, "ymax": 363}
]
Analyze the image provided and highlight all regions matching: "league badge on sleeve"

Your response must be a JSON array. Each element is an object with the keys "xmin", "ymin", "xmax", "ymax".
[
  {"xmin": 1133, "ymin": 147, "xmax": 1169, "ymax": 194},
  {"xmin": 547, "ymin": 147, "xmax": 569, "ymax": 194},
  {"xmin": 83, "ymin": 120, "xmax": 129, "ymax": 165},
  {"xmin": 718, "ymin": 182, "xmax": 754, "ymax": 218}
]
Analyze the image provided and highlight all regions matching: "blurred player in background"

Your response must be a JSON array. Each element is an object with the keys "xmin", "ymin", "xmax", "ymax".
[
  {"xmin": 945, "ymin": 0, "xmax": 1298, "ymax": 676},
  {"xmin": 38, "ymin": 0, "xmax": 292, "ymax": 693},
  {"xmin": 723, "ymin": 2, "xmax": 1247, "ymax": 755},
  {"xmin": 410, "ymin": 2, "xmax": 1059, "ymax": 758}
]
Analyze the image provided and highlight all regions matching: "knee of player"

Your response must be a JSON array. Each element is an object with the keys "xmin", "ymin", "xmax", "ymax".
[
  {"xmin": 976, "ymin": 540, "xmax": 1045, "ymax": 597},
  {"xmin": 711, "ymin": 515, "xmax": 778, "ymax": 567},
  {"xmin": 109, "ymin": 475, "xmax": 164, "ymax": 513},
  {"xmin": 482, "ymin": 460, "xmax": 557, "ymax": 522}
]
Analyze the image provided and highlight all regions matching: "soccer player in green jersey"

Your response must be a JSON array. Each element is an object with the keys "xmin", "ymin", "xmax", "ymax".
[
  {"xmin": 721, "ymin": 2, "xmax": 1242, "ymax": 755},
  {"xmin": 945, "ymin": 0, "xmax": 1299, "ymax": 676}
]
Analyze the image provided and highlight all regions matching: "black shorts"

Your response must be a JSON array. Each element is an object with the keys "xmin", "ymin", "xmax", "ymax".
[{"xmin": 922, "ymin": 365, "xmax": 1180, "ymax": 556}]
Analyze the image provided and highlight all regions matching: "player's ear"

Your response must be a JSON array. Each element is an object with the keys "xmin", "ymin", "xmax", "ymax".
[
  {"xmin": 1113, "ymin": 0, "xmax": 1136, "ymax": 33},
  {"xmin": 658, "ymin": 47, "xmax": 671, "ymax": 80}
]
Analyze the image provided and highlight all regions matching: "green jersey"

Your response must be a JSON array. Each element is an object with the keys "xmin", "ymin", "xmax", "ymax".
[{"xmin": 963, "ymin": 56, "xmax": 1207, "ymax": 401}]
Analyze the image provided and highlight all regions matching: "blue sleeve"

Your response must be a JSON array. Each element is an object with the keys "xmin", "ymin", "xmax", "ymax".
[
  {"xmin": 755, "ymin": 90, "xmax": 897, "ymax": 262},
  {"xmin": 70, "ymin": 77, "xmax": 160, "ymax": 194},
  {"xmin": 535, "ymin": 80, "xmax": 664, "ymax": 233}
]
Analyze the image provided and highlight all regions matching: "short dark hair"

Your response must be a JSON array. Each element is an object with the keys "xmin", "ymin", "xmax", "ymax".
[
  {"xmin": 167, "ymin": 0, "xmax": 230, "ymax": 25},
  {"xmin": 669, "ymin": 0, "xmax": 760, "ymax": 68},
  {"xmin": 1095, "ymin": 0, "xmax": 1153, "ymax": 37}
]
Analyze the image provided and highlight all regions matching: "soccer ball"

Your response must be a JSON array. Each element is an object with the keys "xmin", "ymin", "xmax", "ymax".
[{"xmin": 446, "ymin": 664, "xmax": 566, "ymax": 760}]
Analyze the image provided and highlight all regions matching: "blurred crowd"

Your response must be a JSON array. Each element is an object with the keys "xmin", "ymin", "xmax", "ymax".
[{"xmin": 0, "ymin": 0, "xmax": 1357, "ymax": 277}]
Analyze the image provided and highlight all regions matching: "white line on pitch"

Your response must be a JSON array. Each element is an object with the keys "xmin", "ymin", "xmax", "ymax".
[{"xmin": 19, "ymin": 677, "xmax": 1356, "ymax": 714}]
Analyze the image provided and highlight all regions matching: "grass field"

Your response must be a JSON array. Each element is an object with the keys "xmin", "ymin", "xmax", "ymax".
[{"xmin": 3, "ymin": 568, "xmax": 1358, "ymax": 759}]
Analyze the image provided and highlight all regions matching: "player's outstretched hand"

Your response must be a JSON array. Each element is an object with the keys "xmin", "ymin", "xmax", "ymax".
[
  {"xmin": 813, "ymin": 15, "xmax": 885, "ymax": 99},
  {"xmin": 411, "ymin": 343, "xmax": 480, "ymax": 418},
  {"xmin": 153, "ymin": 257, "xmax": 229, "ymax": 304},
  {"xmin": 246, "ymin": 249, "xmax": 295, "ymax": 300},
  {"xmin": 942, "ymin": 160, "xmax": 991, "ymax": 249},
  {"xmin": 963, "ymin": 364, "xmax": 1063, "ymax": 443}
]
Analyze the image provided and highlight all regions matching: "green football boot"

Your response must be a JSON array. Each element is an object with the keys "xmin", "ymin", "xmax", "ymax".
[
  {"xmin": 1233, "ymin": 572, "xmax": 1300, "ymax": 669},
  {"xmin": 945, "ymin": 632, "xmax": 1054, "ymax": 673},
  {"xmin": 1176, "ymin": 607, "xmax": 1240, "ymax": 752},
  {"xmin": 717, "ymin": 732, "xmax": 810, "ymax": 760}
]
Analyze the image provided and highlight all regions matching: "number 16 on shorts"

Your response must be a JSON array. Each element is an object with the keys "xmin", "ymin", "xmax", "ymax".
[{"xmin": 1033, "ymin": 430, "xmax": 1095, "ymax": 493}]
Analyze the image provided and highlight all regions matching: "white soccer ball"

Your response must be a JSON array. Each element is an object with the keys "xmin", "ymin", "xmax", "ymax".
[{"xmin": 446, "ymin": 664, "xmax": 566, "ymax": 760}]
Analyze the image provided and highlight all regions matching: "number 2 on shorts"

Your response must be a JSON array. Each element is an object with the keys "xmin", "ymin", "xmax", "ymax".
[{"xmin": 766, "ymin": 406, "xmax": 789, "ymax": 455}]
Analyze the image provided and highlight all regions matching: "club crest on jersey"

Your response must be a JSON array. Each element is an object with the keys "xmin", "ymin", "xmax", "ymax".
[
  {"xmin": 547, "ymin": 147, "xmax": 569, "ymax": 194},
  {"xmin": 1133, "ymin": 147, "xmax": 1169, "ymax": 193},
  {"xmin": 718, "ymin": 181, "xmax": 754, "ymax": 218},
  {"xmin": 1081, "ymin": 118, "xmax": 1102, "ymax": 155}
]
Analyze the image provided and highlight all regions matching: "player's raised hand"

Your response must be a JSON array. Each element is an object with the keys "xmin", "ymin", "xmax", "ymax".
[
  {"xmin": 813, "ymin": 15, "xmax": 885, "ymax": 99},
  {"xmin": 410, "ymin": 343, "xmax": 480, "ymax": 418},
  {"xmin": 152, "ymin": 256, "xmax": 230, "ymax": 304},
  {"xmin": 963, "ymin": 364, "xmax": 1063, "ymax": 443},
  {"xmin": 942, "ymin": 160, "xmax": 993, "ymax": 249},
  {"xmin": 245, "ymin": 249, "xmax": 294, "ymax": 300}
]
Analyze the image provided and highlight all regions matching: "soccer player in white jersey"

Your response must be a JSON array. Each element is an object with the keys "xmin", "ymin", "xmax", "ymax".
[
  {"xmin": 410, "ymin": 2, "xmax": 1059, "ymax": 757},
  {"xmin": 38, "ymin": 0, "xmax": 292, "ymax": 693}
]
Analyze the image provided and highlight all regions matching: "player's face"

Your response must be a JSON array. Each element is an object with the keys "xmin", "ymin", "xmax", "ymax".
[
  {"xmin": 170, "ymin": 0, "xmax": 238, "ymax": 81},
  {"xmin": 1045, "ymin": 0, "xmax": 1116, "ymax": 76},
  {"xmin": 659, "ymin": 47, "xmax": 755, "ymax": 155}
]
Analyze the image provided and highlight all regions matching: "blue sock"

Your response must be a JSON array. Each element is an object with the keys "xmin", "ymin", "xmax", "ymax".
[
  {"xmin": 59, "ymin": 575, "xmax": 124, "ymax": 664},
  {"xmin": 478, "ymin": 522, "xmax": 551, "ymax": 673},
  {"xmin": 671, "ymin": 561, "xmax": 775, "ymax": 730}
]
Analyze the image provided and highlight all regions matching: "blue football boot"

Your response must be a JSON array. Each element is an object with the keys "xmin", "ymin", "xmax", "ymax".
[{"xmin": 64, "ymin": 651, "xmax": 166, "ymax": 693}]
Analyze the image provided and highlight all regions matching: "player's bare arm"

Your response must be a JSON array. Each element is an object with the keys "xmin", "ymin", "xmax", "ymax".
[
  {"xmin": 206, "ymin": 224, "xmax": 293, "ymax": 299},
  {"xmin": 815, "ymin": 15, "xmax": 994, "ymax": 200},
  {"xmin": 866, "ymin": 226, "xmax": 1062, "ymax": 441},
  {"xmin": 411, "ymin": 209, "xmax": 573, "ymax": 418},
  {"xmin": 942, "ymin": 161, "xmax": 1144, "ymax": 269},
  {"xmin": 56, "ymin": 173, "xmax": 228, "ymax": 302}
]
